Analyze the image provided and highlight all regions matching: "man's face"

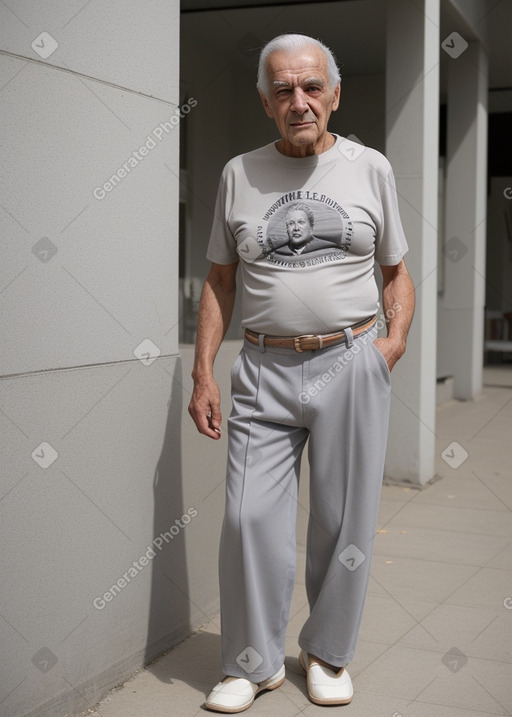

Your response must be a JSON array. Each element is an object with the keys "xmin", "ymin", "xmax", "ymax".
[
  {"xmin": 286, "ymin": 209, "xmax": 312, "ymax": 248},
  {"xmin": 260, "ymin": 45, "xmax": 340, "ymax": 157}
]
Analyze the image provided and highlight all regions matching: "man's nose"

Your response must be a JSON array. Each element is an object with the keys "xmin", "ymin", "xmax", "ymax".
[{"xmin": 290, "ymin": 88, "xmax": 309, "ymax": 114}]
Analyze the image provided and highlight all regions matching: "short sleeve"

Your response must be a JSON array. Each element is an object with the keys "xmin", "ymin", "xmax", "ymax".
[
  {"xmin": 205, "ymin": 164, "xmax": 239, "ymax": 265},
  {"xmin": 374, "ymin": 165, "xmax": 409, "ymax": 266}
]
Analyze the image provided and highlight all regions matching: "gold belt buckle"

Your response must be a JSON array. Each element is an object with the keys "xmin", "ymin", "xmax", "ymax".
[{"xmin": 293, "ymin": 334, "xmax": 322, "ymax": 352}]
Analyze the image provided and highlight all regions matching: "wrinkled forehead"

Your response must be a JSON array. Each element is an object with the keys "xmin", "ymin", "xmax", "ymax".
[{"xmin": 265, "ymin": 47, "xmax": 329, "ymax": 85}]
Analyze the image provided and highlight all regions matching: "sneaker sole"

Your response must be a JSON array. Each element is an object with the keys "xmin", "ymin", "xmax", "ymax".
[{"xmin": 204, "ymin": 672, "xmax": 285, "ymax": 714}]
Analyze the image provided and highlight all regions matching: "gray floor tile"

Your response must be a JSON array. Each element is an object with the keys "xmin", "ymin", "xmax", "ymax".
[
  {"xmin": 384, "ymin": 502, "xmax": 512, "ymax": 537},
  {"xmin": 351, "ymin": 644, "xmax": 446, "ymax": 701},
  {"xmin": 300, "ymin": 692, "xmax": 409, "ymax": 716},
  {"xmin": 372, "ymin": 524, "xmax": 509, "ymax": 566},
  {"xmin": 369, "ymin": 554, "xmax": 478, "ymax": 603},
  {"xmin": 417, "ymin": 656, "xmax": 512, "ymax": 715},
  {"xmin": 347, "ymin": 639, "xmax": 392, "ymax": 678},
  {"xmin": 396, "ymin": 602, "xmax": 511, "ymax": 662},
  {"xmin": 380, "ymin": 483, "xmax": 423, "ymax": 503},
  {"xmin": 354, "ymin": 645, "xmax": 511, "ymax": 714},
  {"xmin": 358, "ymin": 593, "xmax": 429, "ymax": 647},
  {"xmin": 411, "ymin": 471, "xmax": 512, "ymax": 512},
  {"xmin": 401, "ymin": 701, "xmax": 507, "ymax": 717},
  {"xmin": 486, "ymin": 542, "xmax": 512, "ymax": 570},
  {"xmin": 435, "ymin": 387, "xmax": 512, "ymax": 444},
  {"xmin": 444, "ymin": 566, "xmax": 512, "ymax": 609},
  {"xmin": 376, "ymin": 494, "xmax": 425, "ymax": 530}
]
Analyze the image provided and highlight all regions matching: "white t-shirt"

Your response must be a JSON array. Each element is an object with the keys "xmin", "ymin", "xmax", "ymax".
[{"xmin": 206, "ymin": 134, "xmax": 408, "ymax": 335}]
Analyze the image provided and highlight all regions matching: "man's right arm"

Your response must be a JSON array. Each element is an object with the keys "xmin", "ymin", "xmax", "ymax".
[{"xmin": 188, "ymin": 261, "xmax": 238, "ymax": 440}]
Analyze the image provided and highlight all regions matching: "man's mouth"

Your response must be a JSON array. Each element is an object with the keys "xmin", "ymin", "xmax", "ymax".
[{"xmin": 290, "ymin": 121, "xmax": 315, "ymax": 127}]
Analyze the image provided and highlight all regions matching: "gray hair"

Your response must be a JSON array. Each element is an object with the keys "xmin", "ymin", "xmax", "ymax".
[
  {"xmin": 285, "ymin": 203, "xmax": 314, "ymax": 228},
  {"xmin": 257, "ymin": 33, "xmax": 341, "ymax": 96}
]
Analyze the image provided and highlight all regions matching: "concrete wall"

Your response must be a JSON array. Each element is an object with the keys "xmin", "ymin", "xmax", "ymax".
[{"xmin": 0, "ymin": 3, "xmax": 205, "ymax": 715}]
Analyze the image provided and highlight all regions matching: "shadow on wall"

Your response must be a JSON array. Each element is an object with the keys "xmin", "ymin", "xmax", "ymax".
[{"xmin": 145, "ymin": 357, "xmax": 191, "ymax": 670}]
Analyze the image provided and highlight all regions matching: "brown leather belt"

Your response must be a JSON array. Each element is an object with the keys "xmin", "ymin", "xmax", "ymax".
[{"xmin": 244, "ymin": 315, "xmax": 376, "ymax": 352}]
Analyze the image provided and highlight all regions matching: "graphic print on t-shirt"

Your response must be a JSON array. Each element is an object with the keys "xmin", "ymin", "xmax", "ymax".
[{"xmin": 257, "ymin": 191, "xmax": 353, "ymax": 268}]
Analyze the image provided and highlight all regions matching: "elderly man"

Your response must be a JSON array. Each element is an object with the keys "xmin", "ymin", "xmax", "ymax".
[{"xmin": 189, "ymin": 33, "xmax": 415, "ymax": 713}]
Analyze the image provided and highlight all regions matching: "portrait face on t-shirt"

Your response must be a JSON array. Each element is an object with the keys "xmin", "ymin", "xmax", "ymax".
[
  {"xmin": 261, "ymin": 197, "xmax": 353, "ymax": 264},
  {"xmin": 285, "ymin": 207, "xmax": 313, "ymax": 250}
]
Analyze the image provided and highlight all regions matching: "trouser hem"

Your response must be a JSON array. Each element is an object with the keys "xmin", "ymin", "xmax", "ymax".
[
  {"xmin": 221, "ymin": 653, "xmax": 285, "ymax": 683},
  {"xmin": 298, "ymin": 639, "xmax": 354, "ymax": 669}
]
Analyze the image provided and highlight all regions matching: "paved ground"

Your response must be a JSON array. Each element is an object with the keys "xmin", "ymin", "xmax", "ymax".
[{"xmin": 77, "ymin": 367, "xmax": 512, "ymax": 717}]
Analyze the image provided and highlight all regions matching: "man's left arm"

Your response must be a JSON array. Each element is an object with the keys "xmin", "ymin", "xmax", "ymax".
[{"xmin": 374, "ymin": 259, "xmax": 415, "ymax": 372}]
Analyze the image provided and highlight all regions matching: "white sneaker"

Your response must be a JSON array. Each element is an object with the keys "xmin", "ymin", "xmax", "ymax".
[
  {"xmin": 299, "ymin": 650, "xmax": 353, "ymax": 705},
  {"xmin": 204, "ymin": 665, "xmax": 285, "ymax": 713}
]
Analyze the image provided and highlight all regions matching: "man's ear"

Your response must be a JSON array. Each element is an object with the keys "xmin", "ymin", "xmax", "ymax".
[
  {"xmin": 331, "ymin": 82, "xmax": 341, "ymax": 112},
  {"xmin": 259, "ymin": 91, "xmax": 274, "ymax": 118}
]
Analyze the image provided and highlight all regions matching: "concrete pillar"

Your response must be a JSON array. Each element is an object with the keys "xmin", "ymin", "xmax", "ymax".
[
  {"xmin": 439, "ymin": 42, "xmax": 488, "ymax": 399},
  {"xmin": 384, "ymin": 0, "xmax": 439, "ymax": 485}
]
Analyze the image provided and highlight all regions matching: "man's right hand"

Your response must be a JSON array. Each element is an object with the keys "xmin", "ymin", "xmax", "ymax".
[
  {"xmin": 188, "ymin": 376, "xmax": 222, "ymax": 439},
  {"xmin": 188, "ymin": 261, "xmax": 238, "ymax": 440}
]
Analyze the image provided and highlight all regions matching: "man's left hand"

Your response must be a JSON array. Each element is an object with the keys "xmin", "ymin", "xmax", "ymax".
[{"xmin": 373, "ymin": 336, "xmax": 406, "ymax": 373}]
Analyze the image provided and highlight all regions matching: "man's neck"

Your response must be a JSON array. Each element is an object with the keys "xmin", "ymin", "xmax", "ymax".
[{"xmin": 275, "ymin": 133, "xmax": 336, "ymax": 158}]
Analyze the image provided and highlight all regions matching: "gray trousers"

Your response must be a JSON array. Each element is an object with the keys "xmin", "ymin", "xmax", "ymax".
[{"xmin": 219, "ymin": 324, "xmax": 391, "ymax": 682}]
